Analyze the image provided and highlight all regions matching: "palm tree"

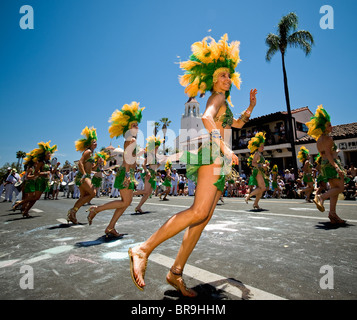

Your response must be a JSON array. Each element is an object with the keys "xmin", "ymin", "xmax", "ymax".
[
  {"xmin": 153, "ymin": 121, "xmax": 160, "ymax": 136},
  {"xmin": 265, "ymin": 12, "xmax": 314, "ymax": 174},
  {"xmin": 16, "ymin": 150, "xmax": 27, "ymax": 171},
  {"xmin": 159, "ymin": 118, "xmax": 172, "ymax": 155}
]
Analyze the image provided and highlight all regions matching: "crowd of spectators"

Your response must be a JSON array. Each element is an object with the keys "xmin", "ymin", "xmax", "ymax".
[{"xmin": 2, "ymin": 162, "xmax": 356, "ymax": 203}]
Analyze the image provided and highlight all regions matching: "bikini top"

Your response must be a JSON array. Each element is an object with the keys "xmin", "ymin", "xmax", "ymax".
[{"xmin": 212, "ymin": 92, "xmax": 233, "ymax": 128}]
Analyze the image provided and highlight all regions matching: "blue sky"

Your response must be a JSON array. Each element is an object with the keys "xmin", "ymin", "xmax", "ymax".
[{"xmin": 1, "ymin": 0, "xmax": 356, "ymax": 167}]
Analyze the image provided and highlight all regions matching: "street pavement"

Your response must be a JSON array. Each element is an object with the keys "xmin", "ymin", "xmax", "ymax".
[{"xmin": 0, "ymin": 193, "xmax": 356, "ymax": 301}]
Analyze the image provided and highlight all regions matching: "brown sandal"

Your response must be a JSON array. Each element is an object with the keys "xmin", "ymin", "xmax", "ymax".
[
  {"xmin": 128, "ymin": 248, "xmax": 147, "ymax": 291},
  {"xmin": 328, "ymin": 213, "xmax": 346, "ymax": 224},
  {"xmin": 67, "ymin": 207, "xmax": 78, "ymax": 224},
  {"xmin": 166, "ymin": 267, "xmax": 197, "ymax": 298},
  {"xmin": 313, "ymin": 195, "xmax": 325, "ymax": 212},
  {"xmin": 104, "ymin": 228, "xmax": 123, "ymax": 238},
  {"xmin": 86, "ymin": 206, "xmax": 98, "ymax": 225}
]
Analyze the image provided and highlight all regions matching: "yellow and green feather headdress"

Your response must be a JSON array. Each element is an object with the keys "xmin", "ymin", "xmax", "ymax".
[
  {"xmin": 108, "ymin": 101, "xmax": 145, "ymax": 138},
  {"xmin": 165, "ymin": 159, "xmax": 172, "ymax": 171},
  {"xmin": 146, "ymin": 135, "xmax": 164, "ymax": 151},
  {"xmin": 179, "ymin": 33, "xmax": 241, "ymax": 107},
  {"xmin": 314, "ymin": 153, "xmax": 322, "ymax": 165},
  {"xmin": 31, "ymin": 141, "xmax": 57, "ymax": 162},
  {"xmin": 305, "ymin": 105, "xmax": 331, "ymax": 141},
  {"xmin": 297, "ymin": 146, "xmax": 309, "ymax": 163},
  {"xmin": 272, "ymin": 164, "xmax": 278, "ymax": 173},
  {"xmin": 94, "ymin": 150, "xmax": 110, "ymax": 166},
  {"xmin": 75, "ymin": 127, "xmax": 97, "ymax": 152},
  {"xmin": 247, "ymin": 132, "xmax": 266, "ymax": 153}
]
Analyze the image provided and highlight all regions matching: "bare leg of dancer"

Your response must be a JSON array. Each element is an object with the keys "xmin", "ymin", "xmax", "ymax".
[
  {"xmin": 246, "ymin": 174, "xmax": 266, "ymax": 209},
  {"xmin": 134, "ymin": 186, "xmax": 152, "ymax": 213},
  {"xmin": 87, "ymin": 188, "xmax": 133, "ymax": 236},
  {"xmin": 165, "ymin": 190, "xmax": 222, "ymax": 296},
  {"xmin": 319, "ymin": 178, "xmax": 345, "ymax": 223},
  {"xmin": 68, "ymin": 178, "xmax": 95, "ymax": 223},
  {"xmin": 130, "ymin": 163, "xmax": 221, "ymax": 290}
]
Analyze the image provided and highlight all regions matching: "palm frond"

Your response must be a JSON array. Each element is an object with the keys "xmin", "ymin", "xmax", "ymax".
[
  {"xmin": 278, "ymin": 12, "xmax": 298, "ymax": 36},
  {"xmin": 265, "ymin": 33, "xmax": 280, "ymax": 61},
  {"xmin": 288, "ymin": 30, "xmax": 314, "ymax": 56}
]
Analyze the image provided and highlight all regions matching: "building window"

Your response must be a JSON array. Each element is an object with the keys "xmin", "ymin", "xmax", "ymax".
[{"xmin": 296, "ymin": 122, "xmax": 308, "ymax": 133}]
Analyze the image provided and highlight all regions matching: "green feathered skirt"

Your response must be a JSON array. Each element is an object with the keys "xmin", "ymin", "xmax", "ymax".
[
  {"xmin": 114, "ymin": 167, "xmax": 136, "ymax": 190},
  {"xmin": 35, "ymin": 177, "xmax": 50, "ymax": 192},
  {"xmin": 303, "ymin": 173, "xmax": 313, "ymax": 184},
  {"xmin": 24, "ymin": 179, "xmax": 36, "ymax": 193},
  {"xmin": 248, "ymin": 168, "xmax": 269, "ymax": 188},
  {"xmin": 162, "ymin": 177, "xmax": 172, "ymax": 188},
  {"xmin": 141, "ymin": 168, "xmax": 157, "ymax": 190},
  {"xmin": 180, "ymin": 140, "xmax": 237, "ymax": 192},
  {"xmin": 92, "ymin": 176, "xmax": 102, "ymax": 188},
  {"xmin": 320, "ymin": 159, "xmax": 350, "ymax": 183}
]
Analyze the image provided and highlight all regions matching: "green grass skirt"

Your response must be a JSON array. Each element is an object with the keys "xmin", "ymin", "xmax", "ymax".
[{"xmin": 180, "ymin": 140, "xmax": 237, "ymax": 192}]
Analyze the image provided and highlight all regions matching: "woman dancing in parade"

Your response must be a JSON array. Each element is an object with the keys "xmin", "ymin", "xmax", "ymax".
[
  {"xmin": 16, "ymin": 141, "xmax": 57, "ymax": 218},
  {"xmin": 12, "ymin": 154, "xmax": 36, "ymax": 215},
  {"xmin": 159, "ymin": 159, "xmax": 174, "ymax": 201},
  {"xmin": 306, "ymin": 105, "xmax": 349, "ymax": 224},
  {"xmin": 128, "ymin": 34, "xmax": 257, "ymax": 297},
  {"xmin": 67, "ymin": 127, "xmax": 99, "ymax": 224},
  {"xmin": 297, "ymin": 146, "xmax": 314, "ymax": 202},
  {"xmin": 92, "ymin": 151, "xmax": 110, "ymax": 197},
  {"xmin": 271, "ymin": 164, "xmax": 281, "ymax": 198},
  {"xmin": 314, "ymin": 153, "xmax": 327, "ymax": 195},
  {"xmin": 86, "ymin": 101, "xmax": 145, "ymax": 237},
  {"xmin": 134, "ymin": 135, "xmax": 164, "ymax": 213},
  {"xmin": 245, "ymin": 132, "xmax": 269, "ymax": 210}
]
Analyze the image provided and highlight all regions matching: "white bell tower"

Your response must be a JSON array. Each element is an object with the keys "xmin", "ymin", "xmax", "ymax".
[{"xmin": 174, "ymin": 97, "xmax": 206, "ymax": 152}]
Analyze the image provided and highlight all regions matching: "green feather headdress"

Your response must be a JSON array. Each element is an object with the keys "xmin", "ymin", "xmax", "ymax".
[
  {"xmin": 31, "ymin": 141, "xmax": 57, "ymax": 162},
  {"xmin": 297, "ymin": 146, "xmax": 309, "ymax": 163},
  {"xmin": 305, "ymin": 105, "xmax": 331, "ymax": 141},
  {"xmin": 108, "ymin": 101, "xmax": 145, "ymax": 138},
  {"xmin": 248, "ymin": 132, "xmax": 266, "ymax": 153},
  {"xmin": 75, "ymin": 127, "xmax": 97, "ymax": 152},
  {"xmin": 94, "ymin": 150, "xmax": 110, "ymax": 166},
  {"xmin": 146, "ymin": 135, "xmax": 164, "ymax": 151},
  {"xmin": 179, "ymin": 34, "xmax": 241, "ymax": 107},
  {"xmin": 165, "ymin": 159, "xmax": 172, "ymax": 171}
]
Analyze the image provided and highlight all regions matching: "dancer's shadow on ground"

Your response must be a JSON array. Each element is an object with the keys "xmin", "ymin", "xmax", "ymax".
[
  {"xmin": 47, "ymin": 222, "xmax": 87, "ymax": 230},
  {"xmin": 163, "ymin": 277, "xmax": 252, "ymax": 300},
  {"xmin": 5, "ymin": 213, "xmax": 40, "ymax": 222},
  {"xmin": 131, "ymin": 210, "xmax": 152, "ymax": 216},
  {"xmin": 315, "ymin": 221, "xmax": 354, "ymax": 230},
  {"xmin": 249, "ymin": 208, "xmax": 269, "ymax": 212},
  {"xmin": 74, "ymin": 234, "xmax": 127, "ymax": 247}
]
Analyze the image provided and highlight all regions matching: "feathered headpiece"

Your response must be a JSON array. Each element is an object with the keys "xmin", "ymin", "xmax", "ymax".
[
  {"xmin": 108, "ymin": 101, "xmax": 145, "ymax": 138},
  {"xmin": 272, "ymin": 164, "xmax": 278, "ymax": 173},
  {"xmin": 314, "ymin": 153, "xmax": 322, "ymax": 165},
  {"xmin": 305, "ymin": 105, "xmax": 331, "ymax": 141},
  {"xmin": 75, "ymin": 127, "xmax": 97, "ymax": 152},
  {"xmin": 248, "ymin": 132, "xmax": 266, "ymax": 153},
  {"xmin": 165, "ymin": 159, "xmax": 172, "ymax": 171},
  {"xmin": 297, "ymin": 146, "xmax": 310, "ymax": 163},
  {"xmin": 179, "ymin": 34, "xmax": 241, "ymax": 107},
  {"xmin": 31, "ymin": 141, "xmax": 57, "ymax": 162},
  {"xmin": 247, "ymin": 154, "xmax": 254, "ymax": 168},
  {"xmin": 146, "ymin": 135, "xmax": 164, "ymax": 151},
  {"xmin": 23, "ymin": 151, "xmax": 36, "ymax": 168},
  {"xmin": 94, "ymin": 150, "xmax": 110, "ymax": 166}
]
